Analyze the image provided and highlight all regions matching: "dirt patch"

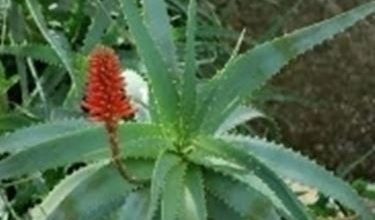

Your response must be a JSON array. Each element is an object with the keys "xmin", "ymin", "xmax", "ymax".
[{"xmin": 211, "ymin": 0, "xmax": 375, "ymax": 180}]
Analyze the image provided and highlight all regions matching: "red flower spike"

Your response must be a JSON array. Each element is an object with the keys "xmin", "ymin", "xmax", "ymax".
[
  {"xmin": 82, "ymin": 46, "xmax": 140, "ymax": 183},
  {"xmin": 82, "ymin": 46, "xmax": 134, "ymax": 127}
]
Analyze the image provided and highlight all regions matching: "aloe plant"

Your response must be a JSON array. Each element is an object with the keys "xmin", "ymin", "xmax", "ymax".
[{"xmin": 0, "ymin": 0, "xmax": 374, "ymax": 219}]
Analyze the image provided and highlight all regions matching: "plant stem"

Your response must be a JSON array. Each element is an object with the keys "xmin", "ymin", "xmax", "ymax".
[
  {"xmin": 0, "ymin": 189, "xmax": 21, "ymax": 220},
  {"xmin": 26, "ymin": 58, "xmax": 48, "ymax": 114},
  {"xmin": 10, "ymin": 37, "xmax": 29, "ymax": 105},
  {"xmin": 1, "ymin": 10, "xmax": 7, "ymax": 46},
  {"xmin": 106, "ymin": 123, "xmax": 146, "ymax": 184}
]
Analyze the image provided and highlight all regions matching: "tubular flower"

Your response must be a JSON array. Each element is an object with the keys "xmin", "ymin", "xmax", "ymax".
[
  {"xmin": 82, "ymin": 46, "xmax": 140, "ymax": 183},
  {"xmin": 82, "ymin": 46, "xmax": 134, "ymax": 127}
]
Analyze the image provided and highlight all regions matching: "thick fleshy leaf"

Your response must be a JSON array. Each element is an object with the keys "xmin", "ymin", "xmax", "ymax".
[
  {"xmin": 0, "ymin": 121, "xmax": 169, "ymax": 180},
  {"xmin": 30, "ymin": 161, "xmax": 136, "ymax": 220},
  {"xmin": 192, "ymin": 137, "xmax": 311, "ymax": 220},
  {"xmin": 222, "ymin": 135, "xmax": 374, "ymax": 219},
  {"xmin": 147, "ymin": 152, "xmax": 181, "ymax": 220},
  {"xmin": 206, "ymin": 193, "xmax": 242, "ymax": 220},
  {"xmin": 161, "ymin": 162, "xmax": 187, "ymax": 220},
  {"xmin": 125, "ymin": 159, "xmax": 155, "ymax": 180},
  {"xmin": 205, "ymin": 170, "xmax": 280, "ymax": 220},
  {"xmin": 187, "ymin": 147, "xmax": 294, "ymax": 219},
  {"xmin": 0, "ymin": 113, "xmax": 34, "ymax": 133},
  {"xmin": 114, "ymin": 189, "xmax": 150, "ymax": 220},
  {"xmin": 119, "ymin": 0, "xmax": 179, "ymax": 132},
  {"xmin": 0, "ymin": 119, "xmax": 91, "ymax": 153},
  {"xmin": 81, "ymin": 0, "xmax": 111, "ymax": 54},
  {"xmin": 215, "ymin": 105, "xmax": 265, "ymax": 135},
  {"xmin": 0, "ymin": 44, "xmax": 61, "ymax": 67},
  {"xmin": 198, "ymin": 2, "xmax": 375, "ymax": 134},
  {"xmin": 181, "ymin": 166, "xmax": 206, "ymax": 220},
  {"xmin": 180, "ymin": 0, "xmax": 198, "ymax": 138},
  {"xmin": 142, "ymin": 0, "xmax": 178, "ymax": 73}
]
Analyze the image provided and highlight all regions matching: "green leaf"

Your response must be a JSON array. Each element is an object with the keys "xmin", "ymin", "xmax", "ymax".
[
  {"xmin": 215, "ymin": 105, "xmax": 265, "ymax": 135},
  {"xmin": 222, "ymin": 135, "xmax": 374, "ymax": 219},
  {"xmin": 198, "ymin": 2, "xmax": 375, "ymax": 133},
  {"xmin": 0, "ymin": 122, "xmax": 169, "ymax": 180},
  {"xmin": 191, "ymin": 137, "xmax": 310, "ymax": 220},
  {"xmin": 0, "ymin": 113, "xmax": 34, "ymax": 133},
  {"xmin": 114, "ymin": 188, "xmax": 150, "ymax": 220},
  {"xmin": 148, "ymin": 152, "xmax": 181, "ymax": 220},
  {"xmin": 119, "ymin": 0, "xmax": 179, "ymax": 132},
  {"xmin": 8, "ymin": 2, "xmax": 27, "ymax": 43},
  {"xmin": 81, "ymin": 0, "xmax": 111, "ymax": 54},
  {"xmin": 0, "ymin": 44, "xmax": 62, "ymax": 67},
  {"xmin": 30, "ymin": 161, "xmax": 136, "ymax": 220},
  {"xmin": 206, "ymin": 193, "xmax": 242, "ymax": 220},
  {"xmin": 181, "ymin": 165, "xmax": 206, "ymax": 220},
  {"xmin": 187, "ymin": 147, "xmax": 292, "ymax": 219},
  {"xmin": 161, "ymin": 161, "xmax": 187, "ymax": 220},
  {"xmin": 205, "ymin": 170, "xmax": 280, "ymax": 220},
  {"xmin": 87, "ymin": 123, "xmax": 171, "ymax": 160},
  {"xmin": 0, "ymin": 118, "xmax": 91, "ymax": 153},
  {"xmin": 142, "ymin": 0, "xmax": 178, "ymax": 73},
  {"xmin": 25, "ymin": 0, "xmax": 77, "ymax": 90},
  {"xmin": 125, "ymin": 159, "xmax": 155, "ymax": 180},
  {"xmin": 180, "ymin": 0, "xmax": 198, "ymax": 138}
]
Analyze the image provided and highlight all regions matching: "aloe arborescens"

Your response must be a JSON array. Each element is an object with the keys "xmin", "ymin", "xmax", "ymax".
[{"xmin": 0, "ymin": 0, "xmax": 374, "ymax": 219}]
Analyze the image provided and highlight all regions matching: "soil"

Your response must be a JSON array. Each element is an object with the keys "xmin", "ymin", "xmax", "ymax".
[{"xmin": 210, "ymin": 0, "xmax": 375, "ymax": 180}]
